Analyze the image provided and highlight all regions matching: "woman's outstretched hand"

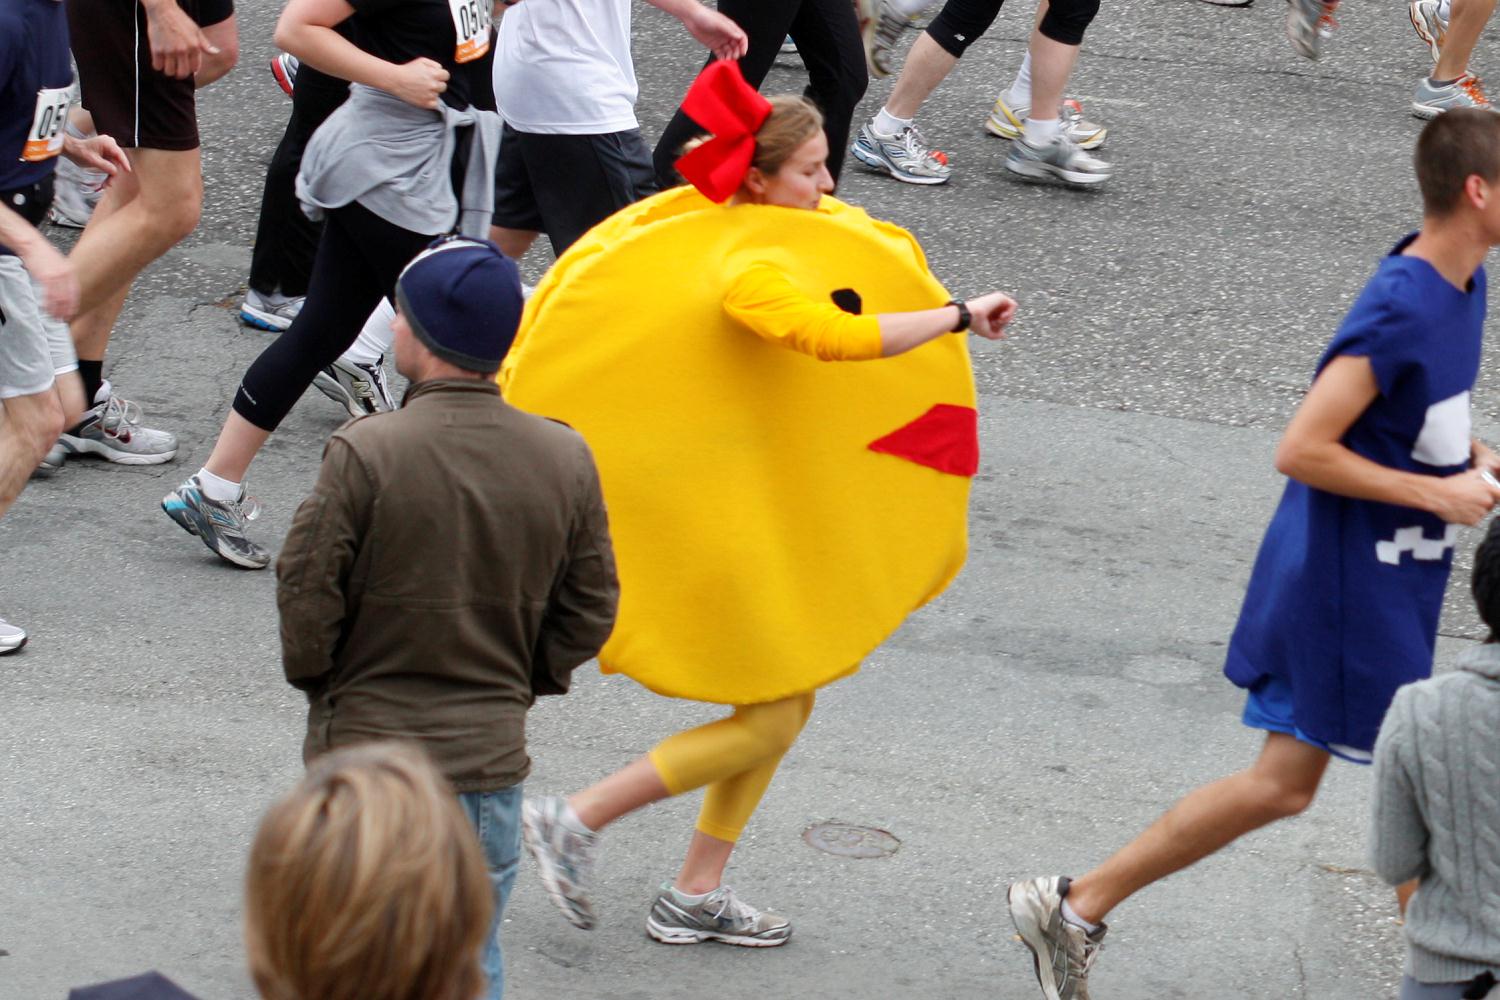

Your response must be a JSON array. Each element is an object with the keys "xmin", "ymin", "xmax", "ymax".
[{"xmin": 966, "ymin": 292, "xmax": 1016, "ymax": 340}]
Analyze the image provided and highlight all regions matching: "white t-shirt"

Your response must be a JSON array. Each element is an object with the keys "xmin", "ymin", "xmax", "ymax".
[{"xmin": 493, "ymin": 0, "xmax": 639, "ymax": 135}]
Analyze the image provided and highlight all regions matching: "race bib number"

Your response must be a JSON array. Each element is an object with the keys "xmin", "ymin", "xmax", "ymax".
[
  {"xmin": 448, "ymin": 0, "xmax": 491, "ymax": 63},
  {"xmin": 21, "ymin": 82, "xmax": 76, "ymax": 163}
]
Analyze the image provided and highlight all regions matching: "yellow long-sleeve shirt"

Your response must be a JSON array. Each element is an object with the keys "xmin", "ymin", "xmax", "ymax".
[{"xmin": 723, "ymin": 261, "xmax": 885, "ymax": 361}]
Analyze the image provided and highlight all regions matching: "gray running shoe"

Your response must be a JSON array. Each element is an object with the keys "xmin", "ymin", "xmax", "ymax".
[
  {"xmin": 313, "ymin": 357, "xmax": 394, "ymax": 417},
  {"xmin": 270, "ymin": 52, "xmax": 299, "ymax": 97},
  {"xmin": 851, "ymin": 123, "xmax": 952, "ymax": 185},
  {"xmin": 31, "ymin": 441, "xmax": 65, "ymax": 478},
  {"xmin": 1005, "ymin": 135, "xmax": 1111, "ymax": 187},
  {"xmin": 1410, "ymin": 0, "xmax": 1446, "ymax": 62},
  {"xmin": 161, "ymin": 475, "xmax": 270, "ymax": 570},
  {"xmin": 862, "ymin": 0, "xmax": 910, "ymax": 78},
  {"xmin": 1413, "ymin": 73, "xmax": 1490, "ymax": 117},
  {"xmin": 522, "ymin": 796, "xmax": 600, "ymax": 930},
  {"xmin": 239, "ymin": 288, "xmax": 304, "ymax": 333},
  {"xmin": 0, "ymin": 616, "xmax": 26, "ymax": 654},
  {"xmin": 646, "ymin": 883, "xmax": 792, "ymax": 947},
  {"xmin": 60, "ymin": 381, "xmax": 179, "ymax": 465},
  {"xmin": 47, "ymin": 154, "xmax": 104, "ymax": 229},
  {"xmin": 1286, "ymin": 0, "xmax": 1338, "ymax": 60},
  {"xmin": 985, "ymin": 97, "xmax": 1108, "ymax": 150},
  {"xmin": 1008, "ymin": 877, "xmax": 1107, "ymax": 1000}
]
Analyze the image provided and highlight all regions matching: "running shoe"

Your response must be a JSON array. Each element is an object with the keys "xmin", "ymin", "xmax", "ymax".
[
  {"xmin": 1286, "ymin": 0, "xmax": 1339, "ymax": 60},
  {"xmin": 985, "ymin": 97, "xmax": 1107, "ymax": 150},
  {"xmin": 646, "ymin": 884, "xmax": 793, "ymax": 947},
  {"xmin": 1005, "ymin": 135, "xmax": 1112, "ymax": 187},
  {"xmin": 270, "ymin": 53, "xmax": 299, "ymax": 97},
  {"xmin": 862, "ymin": 0, "xmax": 910, "ymax": 78},
  {"xmin": 1008, "ymin": 877, "xmax": 1107, "ymax": 1000},
  {"xmin": 0, "ymin": 617, "xmax": 26, "ymax": 655},
  {"xmin": 780, "ymin": 35, "xmax": 797, "ymax": 54},
  {"xmin": 1413, "ymin": 73, "xmax": 1491, "ymax": 116},
  {"xmin": 47, "ymin": 154, "xmax": 105, "ymax": 229},
  {"xmin": 162, "ymin": 475, "xmax": 270, "ymax": 570},
  {"xmin": 59, "ymin": 381, "xmax": 179, "ymax": 465},
  {"xmin": 239, "ymin": 288, "xmax": 304, "ymax": 333},
  {"xmin": 522, "ymin": 795, "xmax": 600, "ymax": 930},
  {"xmin": 851, "ymin": 123, "xmax": 952, "ymax": 185},
  {"xmin": 313, "ymin": 357, "xmax": 393, "ymax": 418},
  {"xmin": 1410, "ymin": 0, "xmax": 1447, "ymax": 62},
  {"xmin": 31, "ymin": 441, "xmax": 65, "ymax": 478}
]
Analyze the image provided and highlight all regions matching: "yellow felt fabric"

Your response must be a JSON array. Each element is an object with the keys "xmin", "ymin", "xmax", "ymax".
[{"xmin": 501, "ymin": 187, "xmax": 976, "ymax": 705}]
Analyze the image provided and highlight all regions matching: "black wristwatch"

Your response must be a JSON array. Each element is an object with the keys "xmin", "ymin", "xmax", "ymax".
[{"xmin": 946, "ymin": 299, "xmax": 971, "ymax": 333}]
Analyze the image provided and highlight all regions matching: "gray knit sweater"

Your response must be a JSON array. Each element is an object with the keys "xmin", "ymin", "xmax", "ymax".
[{"xmin": 1371, "ymin": 643, "xmax": 1500, "ymax": 984}]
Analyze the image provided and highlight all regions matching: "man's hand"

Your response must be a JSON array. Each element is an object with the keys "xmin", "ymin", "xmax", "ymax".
[
  {"xmin": 18, "ymin": 238, "xmax": 79, "ymax": 322},
  {"xmin": 684, "ymin": 5, "xmax": 749, "ymax": 60},
  {"xmin": 966, "ymin": 291, "xmax": 1016, "ymax": 340},
  {"xmin": 389, "ymin": 57, "xmax": 449, "ymax": 110},
  {"xmin": 1424, "ymin": 468, "xmax": 1500, "ymax": 526},
  {"xmin": 62, "ymin": 133, "xmax": 131, "ymax": 187},
  {"xmin": 142, "ymin": 0, "xmax": 220, "ymax": 79},
  {"xmin": 1473, "ymin": 438, "xmax": 1500, "ymax": 474}
]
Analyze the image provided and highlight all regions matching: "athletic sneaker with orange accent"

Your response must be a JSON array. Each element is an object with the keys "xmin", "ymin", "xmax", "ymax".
[
  {"xmin": 1413, "ymin": 73, "xmax": 1490, "ymax": 118},
  {"xmin": 1287, "ymin": 0, "xmax": 1339, "ymax": 59}
]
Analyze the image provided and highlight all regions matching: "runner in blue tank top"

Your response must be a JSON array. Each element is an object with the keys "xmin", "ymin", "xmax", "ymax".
[{"xmin": 1006, "ymin": 108, "xmax": 1500, "ymax": 1000}]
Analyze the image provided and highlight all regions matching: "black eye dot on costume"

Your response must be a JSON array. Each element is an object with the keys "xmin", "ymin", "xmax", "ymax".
[{"xmin": 830, "ymin": 289, "xmax": 863, "ymax": 315}]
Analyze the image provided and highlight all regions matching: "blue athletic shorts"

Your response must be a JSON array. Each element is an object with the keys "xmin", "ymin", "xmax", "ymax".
[{"xmin": 1241, "ymin": 675, "xmax": 1373, "ymax": 765}]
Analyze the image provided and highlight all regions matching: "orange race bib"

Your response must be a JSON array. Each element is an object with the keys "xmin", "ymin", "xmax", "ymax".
[
  {"xmin": 448, "ymin": 0, "xmax": 491, "ymax": 63},
  {"xmin": 21, "ymin": 82, "xmax": 76, "ymax": 163}
]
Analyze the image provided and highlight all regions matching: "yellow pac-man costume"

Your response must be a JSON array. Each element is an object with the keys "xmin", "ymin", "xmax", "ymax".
[{"xmin": 501, "ymin": 186, "xmax": 977, "ymax": 706}]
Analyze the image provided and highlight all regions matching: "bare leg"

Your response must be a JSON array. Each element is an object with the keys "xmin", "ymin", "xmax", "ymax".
[
  {"xmin": 1026, "ymin": 30, "xmax": 1080, "ymax": 126},
  {"xmin": 490, "ymin": 225, "xmax": 540, "ymax": 261},
  {"xmin": 54, "ymin": 372, "xmax": 87, "ymax": 428},
  {"xmin": 0, "ymin": 392, "xmax": 64, "ymax": 520},
  {"xmin": 569, "ymin": 755, "xmax": 671, "ymax": 832},
  {"xmin": 675, "ymin": 831, "xmax": 736, "ymax": 894},
  {"xmin": 883, "ymin": 33, "xmax": 959, "ymax": 119},
  {"xmin": 1065, "ymin": 733, "xmax": 1330, "ymax": 924},
  {"xmin": 202, "ymin": 410, "xmax": 273, "ymax": 484},
  {"xmin": 1434, "ymin": 0, "xmax": 1497, "ymax": 80}
]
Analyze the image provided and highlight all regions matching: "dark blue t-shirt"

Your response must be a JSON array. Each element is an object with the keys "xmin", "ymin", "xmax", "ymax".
[
  {"xmin": 1225, "ymin": 234, "xmax": 1486, "ymax": 752},
  {"xmin": 0, "ymin": 0, "xmax": 74, "ymax": 192}
]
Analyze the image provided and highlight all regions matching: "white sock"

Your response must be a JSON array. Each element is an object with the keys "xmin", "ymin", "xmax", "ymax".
[
  {"xmin": 671, "ymin": 885, "xmax": 715, "ymax": 903},
  {"xmin": 1438, "ymin": 0, "xmax": 1452, "ymax": 20},
  {"xmin": 1005, "ymin": 51, "xmax": 1033, "ymax": 109},
  {"xmin": 341, "ymin": 297, "xmax": 395, "ymax": 368},
  {"xmin": 872, "ymin": 106, "xmax": 913, "ymax": 136},
  {"xmin": 1061, "ymin": 898, "xmax": 1100, "ymax": 934},
  {"xmin": 559, "ymin": 802, "xmax": 595, "ymax": 836},
  {"xmin": 891, "ymin": 0, "xmax": 939, "ymax": 15},
  {"xmin": 196, "ymin": 467, "xmax": 241, "ymax": 503},
  {"xmin": 1023, "ymin": 117, "xmax": 1062, "ymax": 145}
]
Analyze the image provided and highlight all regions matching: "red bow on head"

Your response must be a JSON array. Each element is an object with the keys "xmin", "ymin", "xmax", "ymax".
[{"xmin": 674, "ymin": 60, "xmax": 773, "ymax": 204}]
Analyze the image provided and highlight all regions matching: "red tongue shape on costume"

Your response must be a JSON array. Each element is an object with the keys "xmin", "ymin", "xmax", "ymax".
[{"xmin": 867, "ymin": 404, "xmax": 979, "ymax": 477}]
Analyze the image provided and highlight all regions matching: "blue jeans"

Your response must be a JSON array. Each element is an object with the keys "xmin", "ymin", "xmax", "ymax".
[{"xmin": 457, "ymin": 785, "xmax": 523, "ymax": 1000}]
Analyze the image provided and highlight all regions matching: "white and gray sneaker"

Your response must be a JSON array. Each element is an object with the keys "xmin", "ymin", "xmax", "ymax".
[
  {"xmin": 522, "ymin": 795, "xmax": 600, "ymax": 930},
  {"xmin": 1286, "ymin": 0, "xmax": 1338, "ymax": 59},
  {"xmin": 1410, "ymin": 0, "xmax": 1446, "ymax": 62},
  {"xmin": 161, "ymin": 475, "xmax": 270, "ymax": 569},
  {"xmin": 60, "ymin": 381, "xmax": 179, "ymax": 465},
  {"xmin": 861, "ymin": 0, "xmax": 910, "ymax": 78},
  {"xmin": 313, "ymin": 357, "xmax": 394, "ymax": 418},
  {"xmin": 985, "ymin": 97, "xmax": 1108, "ymax": 150},
  {"xmin": 239, "ymin": 288, "xmax": 304, "ymax": 333},
  {"xmin": 1413, "ymin": 73, "xmax": 1490, "ymax": 117},
  {"xmin": 47, "ymin": 154, "xmax": 105, "ymax": 229},
  {"xmin": 31, "ymin": 441, "xmax": 65, "ymax": 478},
  {"xmin": 1005, "ymin": 135, "xmax": 1111, "ymax": 187},
  {"xmin": 646, "ymin": 883, "xmax": 792, "ymax": 947},
  {"xmin": 1008, "ymin": 876, "xmax": 1107, "ymax": 1000},
  {"xmin": 850, "ymin": 123, "xmax": 952, "ymax": 185},
  {"xmin": 0, "ymin": 616, "xmax": 26, "ymax": 655}
]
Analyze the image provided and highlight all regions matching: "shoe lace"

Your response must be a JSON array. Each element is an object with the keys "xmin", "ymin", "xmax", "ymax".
[
  {"xmin": 100, "ymin": 392, "xmax": 143, "ymax": 434},
  {"xmin": 1318, "ymin": 0, "xmax": 1339, "ymax": 32},
  {"xmin": 900, "ymin": 126, "xmax": 949, "ymax": 166},
  {"xmin": 1462, "ymin": 73, "xmax": 1489, "ymax": 104},
  {"xmin": 227, "ymin": 491, "xmax": 263, "ymax": 524},
  {"xmin": 704, "ymin": 886, "xmax": 756, "ymax": 927}
]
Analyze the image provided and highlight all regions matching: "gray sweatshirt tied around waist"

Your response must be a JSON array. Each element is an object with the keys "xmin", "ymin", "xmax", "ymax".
[
  {"xmin": 1371, "ymin": 643, "xmax": 1500, "ymax": 985},
  {"xmin": 295, "ymin": 83, "xmax": 500, "ymax": 239}
]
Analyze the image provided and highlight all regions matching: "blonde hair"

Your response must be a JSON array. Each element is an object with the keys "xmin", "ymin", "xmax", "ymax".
[
  {"xmin": 244, "ymin": 743, "xmax": 493, "ymax": 1000},
  {"xmin": 749, "ymin": 95, "xmax": 824, "ymax": 176}
]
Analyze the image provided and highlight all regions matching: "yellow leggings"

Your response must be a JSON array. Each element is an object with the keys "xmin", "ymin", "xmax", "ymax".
[{"xmin": 647, "ymin": 691, "xmax": 816, "ymax": 842}]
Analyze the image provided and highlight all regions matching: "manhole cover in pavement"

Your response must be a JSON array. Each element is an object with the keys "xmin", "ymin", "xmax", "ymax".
[{"xmin": 802, "ymin": 823, "xmax": 901, "ymax": 858}]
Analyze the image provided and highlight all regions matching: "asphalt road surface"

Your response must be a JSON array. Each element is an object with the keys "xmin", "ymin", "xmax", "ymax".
[{"xmin": 4, "ymin": 1, "xmax": 1498, "ymax": 998}]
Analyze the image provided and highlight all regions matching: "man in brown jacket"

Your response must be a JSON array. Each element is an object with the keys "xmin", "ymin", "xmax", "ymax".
[{"xmin": 274, "ymin": 236, "xmax": 618, "ymax": 1000}]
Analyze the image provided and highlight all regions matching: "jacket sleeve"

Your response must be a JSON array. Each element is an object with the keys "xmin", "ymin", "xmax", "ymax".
[
  {"xmin": 723, "ymin": 261, "xmax": 885, "ymax": 361},
  {"xmin": 532, "ymin": 450, "xmax": 619, "ymax": 696},
  {"xmin": 275, "ymin": 435, "xmax": 376, "ymax": 693},
  {"xmin": 1369, "ymin": 685, "xmax": 1430, "ymax": 886}
]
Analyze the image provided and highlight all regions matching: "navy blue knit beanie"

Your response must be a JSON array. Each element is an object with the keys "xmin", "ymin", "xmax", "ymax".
[{"xmin": 395, "ymin": 237, "xmax": 523, "ymax": 375}]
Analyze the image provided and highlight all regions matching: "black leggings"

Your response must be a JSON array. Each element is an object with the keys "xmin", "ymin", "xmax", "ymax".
[
  {"xmin": 247, "ymin": 65, "xmax": 349, "ymax": 300},
  {"xmin": 926, "ymin": 0, "xmax": 1098, "ymax": 57},
  {"xmin": 233, "ymin": 202, "xmax": 435, "ymax": 431},
  {"xmin": 652, "ymin": 0, "xmax": 867, "ymax": 188}
]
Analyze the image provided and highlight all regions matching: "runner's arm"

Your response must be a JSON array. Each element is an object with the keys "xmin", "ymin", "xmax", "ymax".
[
  {"xmin": 645, "ymin": 0, "xmax": 748, "ymax": 60},
  {"xmin": 139, "ymin": 0, "xmax": 218, "ymax": 80},
  {"xmin": 276, "ymin": 0, "xmax": 449, "ymax": 110},
  {"xmin": 0, "ymin": 204, "xmax": 77, "ymax": 321},
  {"xmin": 1274, "ymin": 354, "xmax": 1500, "ymax": 524}
]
